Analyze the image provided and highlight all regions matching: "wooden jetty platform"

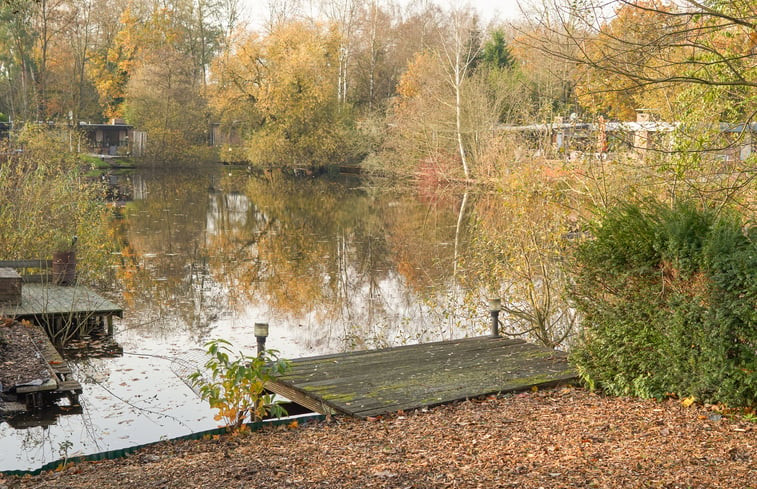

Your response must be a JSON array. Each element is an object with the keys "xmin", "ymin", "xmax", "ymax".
[
  {"xmin": 3, "ymin": 283, "xmax": 122, "ymax": 319},
  {"xmin": 0, "ymin": 259, "xmax": 122, "ymax": 338},
  {"xmin": 15, "ymin": 324, "xmax": 84, "ymax": 408},
  {"xmin": 0, "ymin": 283, "xmax": 122, "ymax": 337},
  {"xmin": 266, "ymin": 336, "xmax": 577, "ymax": 418}
]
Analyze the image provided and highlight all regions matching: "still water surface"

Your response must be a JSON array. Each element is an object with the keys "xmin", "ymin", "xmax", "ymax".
[{"xmin": 1, "ymin": 165, "xmax": 493, "ymax": 471}]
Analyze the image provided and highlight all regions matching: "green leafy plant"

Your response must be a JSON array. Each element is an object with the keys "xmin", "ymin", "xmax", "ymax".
[
  {"xmin": 569, "ymin": 200, "xmax": 756, "ymax": 408},
  {"xmin": 189, "ymin": 339, "xmax": 290, "ymax": 431},
  {"xmin": 57, "ymin": 440, "xmax": 74, "ymax": 469}
]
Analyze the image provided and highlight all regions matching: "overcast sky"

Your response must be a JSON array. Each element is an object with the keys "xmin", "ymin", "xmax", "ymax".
[
  {"xmin": 240, "ymin": 0, "xmax": 529, "ymax": 30},
  {"xmin": 440, "ymin": 0, "xmax": 526, "ymax": 22}
]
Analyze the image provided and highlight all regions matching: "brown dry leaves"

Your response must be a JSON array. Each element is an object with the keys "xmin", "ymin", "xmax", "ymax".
[
  {"xmin": 0, "ymin": 321, "xmax": 52, "ymax": 389},
  {"xmin": 7, "ymin": 387, "xmax": 755, "ymax": 489}
]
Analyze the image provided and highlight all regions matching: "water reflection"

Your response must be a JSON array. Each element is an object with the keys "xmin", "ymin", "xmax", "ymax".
[
  {"xmin": 2, "ymin": 164, "xmax": 573, "ymax": 471},
  {"xmin": 115, "ymin": 167, "xmax": 483, "ymax": 353}
]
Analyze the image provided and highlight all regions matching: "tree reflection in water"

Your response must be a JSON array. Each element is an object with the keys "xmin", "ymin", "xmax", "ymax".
[{"xmin": 111, "ymin": 166, "xmax": 579, "ymax": 354}]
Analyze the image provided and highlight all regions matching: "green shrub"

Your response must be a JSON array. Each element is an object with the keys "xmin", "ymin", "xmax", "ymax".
[
  {"xmin": 570, "ymin": 201, "xmax": 756, "ymax": 408},
  {"xmin": 189, "ymin": 339, "xmax": 290, "ymax": 430},
  {"xmin": 0, "ymin": 125, "xmax": 115, "ymax": 282}
]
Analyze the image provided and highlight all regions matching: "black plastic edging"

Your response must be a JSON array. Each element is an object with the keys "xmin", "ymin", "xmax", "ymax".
[{"xmin": 2, "ymin": 413, "xmax": 325, "ymax": 477}]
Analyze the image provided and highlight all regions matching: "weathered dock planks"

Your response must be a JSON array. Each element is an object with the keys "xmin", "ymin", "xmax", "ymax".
[
  {"xmin": 1, "ymin": 283, "xmax": 122, "ymax": 339},
  {"xmin": 1, "ymin": 284, "xmax": 122, "ymax": 318},
  {"xmin": 266, "ymin": 336, "xmax": 577, "ymax": 418},
  {"xmin": 1, "ymin": 260, "xmax": 120, "ymax": 415},
  {"xmin": 15, "ymin": 331, "xmax": 83, "ymax": 406}
]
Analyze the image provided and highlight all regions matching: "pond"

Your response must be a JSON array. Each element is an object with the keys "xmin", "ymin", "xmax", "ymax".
[{"xmin": 1, "ymin": 164, "xmax": 569, "ymax": 472}]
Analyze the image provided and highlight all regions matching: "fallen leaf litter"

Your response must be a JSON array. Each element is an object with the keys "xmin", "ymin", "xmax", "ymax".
[{"xmin": 5, "ymin": 386, "xmax": 755, "ymax": 489}]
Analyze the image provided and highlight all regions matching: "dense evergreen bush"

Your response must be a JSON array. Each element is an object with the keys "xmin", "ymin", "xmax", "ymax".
[{"xmin": 570, "ymin": 201, "xmax": 756, "ymax": 407}]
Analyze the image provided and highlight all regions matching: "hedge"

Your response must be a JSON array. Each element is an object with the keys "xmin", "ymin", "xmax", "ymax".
[{"xmin": 570, "ymin": 201, "xmax": 756, "ymax": 407}]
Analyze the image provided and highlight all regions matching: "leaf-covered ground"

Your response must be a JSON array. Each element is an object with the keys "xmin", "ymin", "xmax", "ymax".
[
  {"xmin": 4, "ymin": 387, "xmax": 754, "ymax": 489},
  {"xmin": 0, "ymin": 321, "xmax": 52, "ymax": 391}
]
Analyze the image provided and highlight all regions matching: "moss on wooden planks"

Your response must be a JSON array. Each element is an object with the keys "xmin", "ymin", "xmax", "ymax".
[{"xmin": 267, "ymin": 336, "xmax": 578, "ymax": 418}]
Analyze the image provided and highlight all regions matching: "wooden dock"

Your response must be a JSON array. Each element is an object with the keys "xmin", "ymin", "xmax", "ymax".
[
  {"xmin": 1, "ymin": 283, "xmax": 123, "ymax": 339},
  {"xmin": 16, "ymin": 325, "xmax": 83, "ymax": 408},
  {"xmin": 1, "ymin": 258, "xmax": 123, "ymax": 340},
  {"xmin": 265, "ymin": 336, "xmax": 577, "ymax": 418},
  {"xmin": 2, "ymin": 283, "xmax": 122, "ymax": 318},
  {"xmin": 1, "ymin": 259, "xmax": 122, "ymax": 415}
]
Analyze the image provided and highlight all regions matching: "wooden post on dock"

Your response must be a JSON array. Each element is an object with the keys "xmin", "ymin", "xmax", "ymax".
[
  {"xmin": 488, "ymin": 298, "xmax": 501, "ymax": 337},
  {"xmin": 255, "ymin": 322, "xmax": 269, "ymax": 357}
]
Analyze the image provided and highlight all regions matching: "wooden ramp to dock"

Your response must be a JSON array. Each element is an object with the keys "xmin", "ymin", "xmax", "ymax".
[
  {"xmin": 0, "ymin": 322, "xmax": 82, "ymax": 413},
  {"xmin": 266, "ymin": 336, "xmax": 577, "ymax": 418},
  {"xmin": 16, "ymin": 327, "xmax": 83, "ymax": 408}
]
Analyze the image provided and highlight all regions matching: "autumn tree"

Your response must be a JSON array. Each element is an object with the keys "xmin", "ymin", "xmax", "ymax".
[
  {"xmin": 526, "ymin": 0, "xmax": 755, "ymax": 209},
  {"xmin": 531, "ymin": 0, "xmax": 755, "ymax": 110},
  {"xmin": 96, "ymin": 0, "xmax": 223, "ymax": 159},
  {"xmin": 207, "ymin": 30, "xmax": 265, "ymax": 150},
  {"xmin": 386, "ymin": 8, "xmax": 475, "ymax": 178},
  {"xmin": 42, "ymin": 0, "xmax": 104, "ymax": 122},
  {"xmin": 437, "ymin": 6, "xmax": 482, "ymax": 180},
  {"xmin": 0, "ymin": 0, "xmax": 36, "ymax": 120},
  {"xmin": 31, "ymin": 0, "xmax": 69, "ymax": 118},
  {"xmin": 388, "ymin": 50, "xmax": 453, "ymax": 174},
  {"xmin": 321, "ymin": 0, "xmax": 425, "ymax": 113},
  {"xmin": 212, "ymin": 22, "xmax": 361, "ymax": 168},
  {"xmin": 88, "ymin": 3, "xmax": 140, "ymax": 119},
  {"xmin": 217, "ymin": 0, "xmax": 243, "ymax": 51},
  {"xmin": 509, "ymin": 13, "xmax": 579, "ymax": 122},
  {"xmin": 520, "ymin": 0, "xmax": 756, "ymax": 127},
  {"xmin": 0, "ymin": 0, "xmax": 105, "ymax": 121},
  {"xmin": 320, "ymin": 0, "xmax": 360, "ymax": 105},
  {"xmin": 0, "ymin": 0, "xmax": 71, "ymax": 120},
  {"xmin": 0, "ymin": 0, "xmax": 68, "ymax": 120},
  {"xmin": 350, "ymin": 0, "xmax": 404, "ymax": 111},
  {"xmin": 388, "ymin": 14, "xmax": 520, "ymax": 179}
]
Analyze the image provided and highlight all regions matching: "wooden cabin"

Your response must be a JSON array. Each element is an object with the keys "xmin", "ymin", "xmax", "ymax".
[{"xmin": 78, "ymin": 119, "xmax": 146, "ymax": 156}]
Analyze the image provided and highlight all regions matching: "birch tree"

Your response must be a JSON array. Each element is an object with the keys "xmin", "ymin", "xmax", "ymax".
[
  {"xmin": 436, "ymin": 7, "xmax": 481, "ymax": 180},
  {"xmin": 320, "ymin": 0, "xmax": 361, "ymax": 105}
]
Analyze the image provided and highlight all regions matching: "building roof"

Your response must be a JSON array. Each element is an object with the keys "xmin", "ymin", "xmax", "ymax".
[{"xmin": 78, "ymin": 123, "xmax": 133, "ymax": 130}]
